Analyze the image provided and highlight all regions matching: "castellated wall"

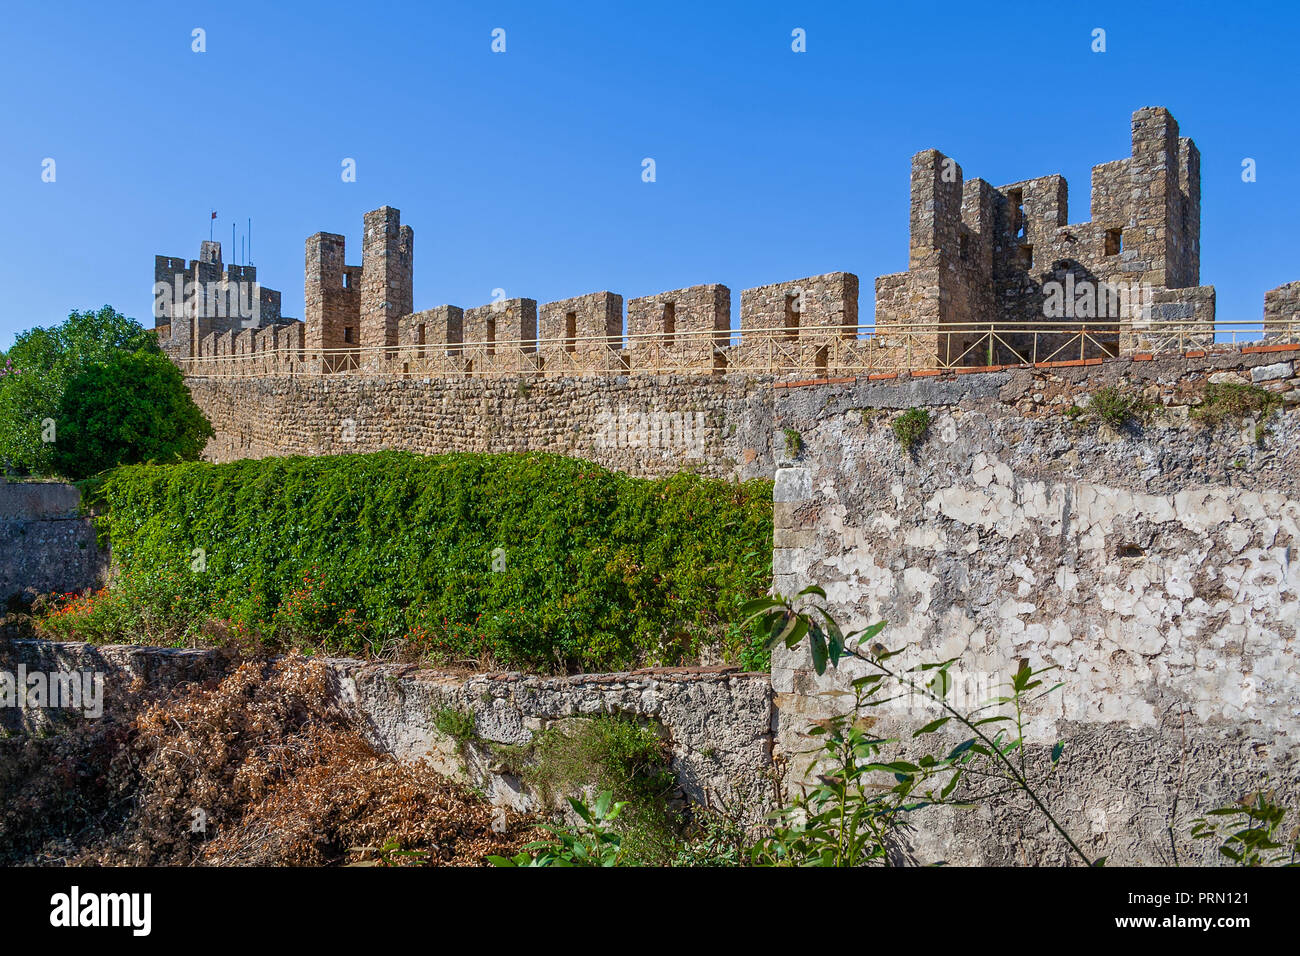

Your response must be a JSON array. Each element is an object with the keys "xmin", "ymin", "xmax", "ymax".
[
  {"xmin": 1265, "ymin": 280, "xmax": 1300, "ymax": 335},
  {"xmin": 164, "ymin": 108, "xmax": 1298, "ymax": 382},
  {"xmin": 187, "ymin": 373, "xmax": 776, "ymax": 481},
  {"xmin": 153, "ymin": 240, "xmax": 288, "ymax": 360},
  {"xmin": 770, "ymin": 345, "xmax": 1300, "ymax": 864}
]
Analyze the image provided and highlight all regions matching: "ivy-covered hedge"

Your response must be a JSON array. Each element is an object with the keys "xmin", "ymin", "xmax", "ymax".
[{"xmin": 95, "ymin": 452, "xmax": 773, "ymax": 670}]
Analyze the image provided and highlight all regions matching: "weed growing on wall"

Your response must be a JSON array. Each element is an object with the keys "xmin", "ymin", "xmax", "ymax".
[
  {"xmin": 77, "ymin": 451, "xmax": 773, "ymax": 671},
  {"xmin": 1084, "ymin": 385, "xmax": 1153, "ymax": 429},
  {"xmin": 892, "ymin": 408, "xmax": 931, "ymax": 453},
  {"xmin": 1191, "ymin": 382, "xmax": 1281, "ymax": 445},
  {"xmin": 489, "ymin": 715, "xmax": 679, "ymax": 864}
]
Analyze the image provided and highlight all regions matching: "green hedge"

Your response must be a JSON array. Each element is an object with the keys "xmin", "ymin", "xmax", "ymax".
[{"xmin": 97, "ymin": 451, "xmax": 773, "ymax": 670}]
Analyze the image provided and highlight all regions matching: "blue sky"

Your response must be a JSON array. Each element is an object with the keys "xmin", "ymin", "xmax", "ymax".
[{"xmin": 1, "ymin": 0, "xmax": 1296, "ymax": 349}]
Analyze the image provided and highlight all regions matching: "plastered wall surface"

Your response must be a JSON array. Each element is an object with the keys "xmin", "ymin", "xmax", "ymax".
[{"xmin": 771, "ymin": 348, "xmax": 1299, "ymax": 864}]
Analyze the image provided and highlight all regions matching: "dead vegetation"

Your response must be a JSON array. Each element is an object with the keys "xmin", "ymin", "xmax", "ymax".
[{"xmin": 0, "ymin": 653, "xmax": 537, "ymax": 866}]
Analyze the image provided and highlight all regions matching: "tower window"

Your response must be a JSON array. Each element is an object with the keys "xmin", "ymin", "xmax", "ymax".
[
  {"xmin": 1007, "ymin": 188, "xmax": 1026, "ymax": 240},
  {"xmin": 344, "ymin": 326, "xmax": 355, "ymax": 344},
  {"xmin": 662, "ymin": 301, "xmax": 676, "ymax": 346},
  {"xmin": 564, "ymin": 311, "xmax": 577, "ymax": 352},
  {"xmin": 784, "ymin": 293, "xmax": 800, "ymax": 340},
  {"xmin": 1105, "ymin": 228, "xmax": 1123, "ymax": 256}
]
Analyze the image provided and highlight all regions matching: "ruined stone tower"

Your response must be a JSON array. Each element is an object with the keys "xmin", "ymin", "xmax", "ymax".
[
  {"xmin": 304, "ymin": 232, "xmax": 361, "ymax": 369},
  {"xmin": 874, "ymin": 106, "xmax": 1213, "ymax": 361}
]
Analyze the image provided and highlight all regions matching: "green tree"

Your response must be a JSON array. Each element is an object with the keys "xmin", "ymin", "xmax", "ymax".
[
  {"xmin": 52, "ymin": 350, "xmax": 213, "ymax": 480},
  {"xmin": 0, "ymin": 306, "xmax": 159, "ymax": 475}
]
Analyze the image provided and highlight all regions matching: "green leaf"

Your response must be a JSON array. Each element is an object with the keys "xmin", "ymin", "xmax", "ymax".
[
  {"xmin": 866, "ymin": 761, "xmax": 921, "ymax": 774},
  {"xmin": 808, "ymin": 628, "xmax": 828, "ymax": 674},
  {"xmin": 940, "ymin": 770, "xmax": 961, "ymax": 799},
  {"xmin": 947, "ymin": 739, "xmax": 975, "ymax": 760},
  {"xmin": 914, "ymin": 717, "xmax": 951, "ymax": 735},
  {"xmin": 740, "ymin": 597, "xmax": 784, "ymax": 620},
  {"xmin": 853, "ymin": 621, "xmax": 887, "ymax": 644}
]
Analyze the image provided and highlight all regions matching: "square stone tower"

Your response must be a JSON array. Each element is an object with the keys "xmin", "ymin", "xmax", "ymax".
[
  {"xmin": 873, "ymin": 106, "xmax": 1213, "ymax": 362},
  {"xmin": 305, "ymin": 232, "xmax": 362, "ymax": 369},
  {"xmin": 360, "ymin": 206, "xmax": 414, "ymax": 357}
]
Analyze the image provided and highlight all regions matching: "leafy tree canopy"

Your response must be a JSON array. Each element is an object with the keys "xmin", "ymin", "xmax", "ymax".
[
  {"xmin": 52, "ymin": 350, "xmax": 214, "ymax": 481},
  {"xmin": 0, "ymin": 306, "xmax": 209, "ymax": 477}
]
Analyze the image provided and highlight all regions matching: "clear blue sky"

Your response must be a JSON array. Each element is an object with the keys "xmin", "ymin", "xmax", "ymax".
[{"xmin": 1, "ymin": 0, "xmax": 1296, "ymax": 349}]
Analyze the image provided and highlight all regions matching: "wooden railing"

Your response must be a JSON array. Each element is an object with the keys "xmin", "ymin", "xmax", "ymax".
[{"xmin": 176, "ymin": 320, "xmax": 1299, "ymax": 379}]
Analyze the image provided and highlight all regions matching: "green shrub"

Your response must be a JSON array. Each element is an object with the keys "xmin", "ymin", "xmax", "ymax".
[
  {"xmin": 92, "ymin": 451, "xmax": 773, "ymax": 671},
  {"xmin": 892, "ymin": 408, "xmax": 930, "ymax": 453},
  {"xmin": 782, "ymin": 428, "xmax": 802, "ymax": 457},
  {"xmin": 506, "ymin": 715, "xmax": 678, "ymax": 864},
  {"xmin": 0, "ymin": 306, "xmax": 159, "ymax": 476}
]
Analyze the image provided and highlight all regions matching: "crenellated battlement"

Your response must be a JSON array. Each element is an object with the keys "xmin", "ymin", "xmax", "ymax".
[{"xmin": 161, "ymin": 108, "xmax": 1298, "ymax": 380}]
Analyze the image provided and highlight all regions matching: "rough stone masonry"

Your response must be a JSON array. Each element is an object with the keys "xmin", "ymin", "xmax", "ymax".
[{"xmin": 772, "ymin": 346, "xmax": 1299, "ymax": 864}]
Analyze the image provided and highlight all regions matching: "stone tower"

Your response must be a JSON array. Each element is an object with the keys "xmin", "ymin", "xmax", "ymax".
[
  {"xmin": 304, "ymin": 232, "xmax": 361, "ymax": 366},
  {"xmin": 360, "ymin": 206, "xmax": 414, "ymax": 357}
]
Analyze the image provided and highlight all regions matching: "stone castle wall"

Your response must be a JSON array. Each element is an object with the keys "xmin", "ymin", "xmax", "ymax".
[
  {"xmin": 874, "ymin": 107, "xmax": 1217, "ymax": 365},
  {"xmin": 770, "ymin": 343, "xmax": 1300, "ymax": 864},
  {"xmin": 163, "ymin": 108, "xmax": 1298, "ymax": 381},
  {"xmin": 187, "ymin": 373, "xmax": 777, "ymax": 480}
]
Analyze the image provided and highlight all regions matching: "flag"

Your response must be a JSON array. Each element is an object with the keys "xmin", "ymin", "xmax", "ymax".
[{"xmin": 211, "ymin": 210, "xmax": 217, "ymax": 219}]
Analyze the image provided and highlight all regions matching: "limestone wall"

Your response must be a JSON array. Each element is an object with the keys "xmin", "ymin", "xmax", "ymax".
[
  {"xmin": 331, "ymin": 660, "xmax": 775, "ymax": 820},
  {"xmin": 770, "ymin": 345, "xmax": 1300, "ymax": 864},
  {"xmin": 187, "ymin": 373, "xmax": 777, "ymax": 481}
]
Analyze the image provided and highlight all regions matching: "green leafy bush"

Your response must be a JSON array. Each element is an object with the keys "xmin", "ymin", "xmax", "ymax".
[
  {"xmin": 92, "ymin": 451, "xmax": 773, "ymax": 670},
  {"xmin": 490, "ymin": 792, "xmax": 629, "ymax": 867}
]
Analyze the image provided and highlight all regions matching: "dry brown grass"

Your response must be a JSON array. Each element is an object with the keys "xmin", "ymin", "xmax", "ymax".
[{"xmin": 0, "ymin": 653, "xmax": 536, "ymax": 866}]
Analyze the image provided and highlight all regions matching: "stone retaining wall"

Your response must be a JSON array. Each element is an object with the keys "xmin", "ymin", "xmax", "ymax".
[
  {"xmin": 187, "ymin": 373, "xmax": 776, "ymax": 481},
  {"xmin": 0, "ymin": 482, "xmax": 108, "ymax": 602},
  {"xmin": 0, "ymin": 640, "xmax": 777, "ymax": 822}
]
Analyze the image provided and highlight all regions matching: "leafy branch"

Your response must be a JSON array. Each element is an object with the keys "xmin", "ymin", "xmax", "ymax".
[{"xmin": 743, "ymin": 586, "xmax": 1096, "ymax": 866}]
